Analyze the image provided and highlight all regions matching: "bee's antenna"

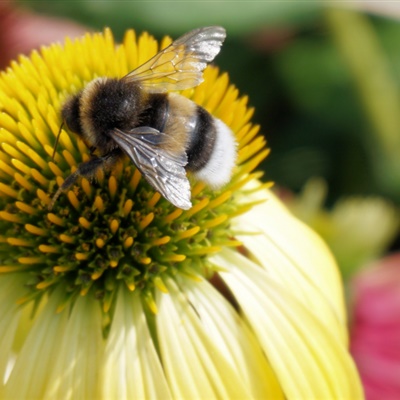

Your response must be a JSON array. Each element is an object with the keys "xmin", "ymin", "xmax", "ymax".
[{"xmin": 52, "ymin": 122, "xmax": 64, "ymax": 160}]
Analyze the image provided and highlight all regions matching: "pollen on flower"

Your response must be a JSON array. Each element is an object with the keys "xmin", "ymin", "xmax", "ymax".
[{"xmin": 0, "ymin": 28, "xmax": 270, "ymax": 323}]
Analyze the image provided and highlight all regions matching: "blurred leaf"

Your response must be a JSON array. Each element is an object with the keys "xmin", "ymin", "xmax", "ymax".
[
  {"xmin": 263, "ymin": 23, "xmax": 377, "ymax": 197},
  {"xmin": 326, "ymin": 9, "xmax": 400, "ymax": 200}
]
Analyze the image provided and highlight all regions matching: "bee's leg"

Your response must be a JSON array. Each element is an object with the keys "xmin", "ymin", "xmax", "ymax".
[{"xmin": 49, "ymin": 149, "xmax": 121, "ymax": 209}]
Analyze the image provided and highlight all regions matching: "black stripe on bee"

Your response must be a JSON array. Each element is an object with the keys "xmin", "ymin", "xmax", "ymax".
[{"xmin": 186, "ymin": 106, "xmax": 216, "ymax": 172}]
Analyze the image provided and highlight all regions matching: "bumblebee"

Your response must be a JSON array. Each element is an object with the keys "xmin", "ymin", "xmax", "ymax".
[{"xmin": 51, "ymin": 26, "xmax": 236, "ymax": 210}]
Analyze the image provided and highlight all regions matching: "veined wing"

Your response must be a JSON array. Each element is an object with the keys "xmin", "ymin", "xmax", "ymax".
[
  {"xmin": 121, "ymin": 26, "xmax": 226, "ymax": 93},
  {"xmin": 110, "ymin": 127, "xmax": 192, "ymax": 209}
]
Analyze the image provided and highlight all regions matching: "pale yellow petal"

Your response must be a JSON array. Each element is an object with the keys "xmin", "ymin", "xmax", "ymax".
[
  {"xmin": 234, "ymin": 185, "xmax": 347, "ymax": 341},
  {"xmin": 216, "ymin": 248, "xmax": 364, "ymax": 400},
  {"xmin": 0, "ymin": 275, "xmax": 29, "ymax": 385},
  {"xmin": 2, "ymin": 289, "xmax": 104, "ymax": 399},
  {"xmin": 102, "ymin": 288, "xmax": 172, "ymax": 400},
  {"xmin": 177, "ymin": 276, "xmax": 284, "ymax": 399},
  {"xmin": 156, "ymin": 279, "xmax": 252, "ymax": 399},
  {"xmin": 42, "ymin": 295, "xmax": 103, "ymax": 400}
]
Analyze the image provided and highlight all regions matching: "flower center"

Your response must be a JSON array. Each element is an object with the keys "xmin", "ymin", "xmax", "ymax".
[
  {"xmin": 0, "ymin": 29, "xmax": 270, "ymax": 317},
  {"xmin": 1, "ymin": 149, "xmax": 247, "ymax": 313}
]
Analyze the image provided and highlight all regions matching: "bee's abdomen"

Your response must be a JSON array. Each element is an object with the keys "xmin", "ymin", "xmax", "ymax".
[
  {"xmin": 188, "ymin": 106, "xmax": 236, "ymax": 189},
  {"xmin": 145, "ymin": 93, "xmax": 236, "ymax": 189},
  {"xmin": 186, "ymin": 106, "xmax": 216, "ymax": 172}
]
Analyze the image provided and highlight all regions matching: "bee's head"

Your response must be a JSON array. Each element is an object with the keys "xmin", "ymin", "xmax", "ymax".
[{"xmin": 61, "ymin": 93, "xmax": 84, "ymax": 136}]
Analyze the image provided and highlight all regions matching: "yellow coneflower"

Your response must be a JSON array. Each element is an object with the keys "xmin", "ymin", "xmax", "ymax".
[{"xmin": 0, "ymin": 28, "xmax": 363, "ymax": 399}]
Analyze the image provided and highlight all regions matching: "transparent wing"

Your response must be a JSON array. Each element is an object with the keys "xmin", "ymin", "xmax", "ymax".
[
  {"xmin": 110, "ymin": 127, "xmax": 192, "ymax": 209},
  {"xmin": 121, "ymin": 26, "xmax": 226, "ymax": 93}
]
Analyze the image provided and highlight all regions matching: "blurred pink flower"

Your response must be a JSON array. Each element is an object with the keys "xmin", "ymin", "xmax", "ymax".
[
  {"xmin": 350, "ymin": 253, "xmax": 400, "ymax": 400},
  {"xmin": 0, "ymin": 0, "xmax": 86, "ymax": 68}
]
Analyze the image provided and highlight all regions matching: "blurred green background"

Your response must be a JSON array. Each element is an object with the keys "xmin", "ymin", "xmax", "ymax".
[{"xmin": 16, "ymin": 0, "xmax": 400, "ymax": 271}]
